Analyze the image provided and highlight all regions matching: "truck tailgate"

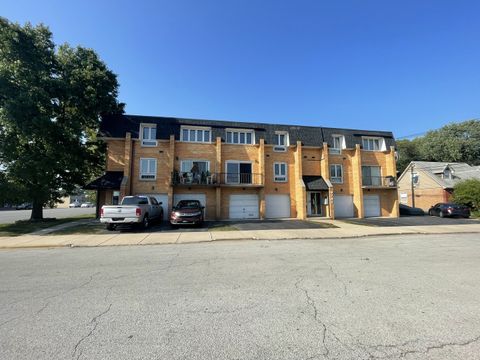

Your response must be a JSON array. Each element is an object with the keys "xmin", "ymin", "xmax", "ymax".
[{"xmin": 102, "ymin": 206, "xmax": 139, "ymax": 218}]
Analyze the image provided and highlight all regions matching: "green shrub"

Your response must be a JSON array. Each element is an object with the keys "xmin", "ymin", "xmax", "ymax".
[{"xmin": 453, "ymin": 179, "xmax": 480, "ymax": 210}]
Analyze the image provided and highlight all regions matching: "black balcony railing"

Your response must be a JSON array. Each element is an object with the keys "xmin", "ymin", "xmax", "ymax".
[
  {"xmin": 171, "ymin": 172, "xmax": 264, "ymax": 186},
  {"xmin": 362, "ymin": 176, "xmax": 397, "ymax": 187}
]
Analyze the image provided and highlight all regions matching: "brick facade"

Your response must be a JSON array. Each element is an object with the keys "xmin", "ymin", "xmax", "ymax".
[{"xmin": 99, "ymin": 126, "xmax": 399, "ymax": 220}]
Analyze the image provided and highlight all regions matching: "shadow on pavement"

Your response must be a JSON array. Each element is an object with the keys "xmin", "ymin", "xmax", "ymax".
[{"xmin": 343, "ymin": 216, "xmax": 480, "ymax": 227}]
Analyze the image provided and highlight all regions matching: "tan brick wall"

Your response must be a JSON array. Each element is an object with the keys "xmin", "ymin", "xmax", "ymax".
[
  {"xmin": 264, "ymin": 145, "xmax": 297, "ymax": 217},
  {"xmin": 221, "ymin": 144, "xmax": 261, "ymax": 175},
  {"xmin": 131, "ymin": 140, "xmax": 172, "ymax": 195},
  {"xmin": 106, "ymin": 140, "xmax": 126, "ymax": 171}
]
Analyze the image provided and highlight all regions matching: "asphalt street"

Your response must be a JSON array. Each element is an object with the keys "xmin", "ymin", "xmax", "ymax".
[
  {"xmin": 0, "ymin": 208, "xmax": 95, "ymax": 224},
  {"xmin": 1, "ymin": 234, "xmax": 479, "ymax": 360}
]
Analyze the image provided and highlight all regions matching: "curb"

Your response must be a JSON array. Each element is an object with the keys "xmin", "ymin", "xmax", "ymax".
[{"xmin": 2, "ymin": 230, "xmax": 479, "ymax": 250}]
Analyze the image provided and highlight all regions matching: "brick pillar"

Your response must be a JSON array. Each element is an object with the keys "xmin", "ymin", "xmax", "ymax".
[
  {"xmin": 167, "ymin": 135, "xmax": 175, "ymax": 213},
  {"xmin": 321, "ymin": 142, "xmax": 333, "ymax": 218},
  {"xmin": 216, "ymin": 187, "xmax": 221, "ymax": 220},
  {"xmin": 294, "ymin": 141, "xmax": 306, "ymax": 219},
  {"xmin": 259, "ymin": 139, "xmax": 265, "ymax": 218},
  {"xmin": 352, "ymin": 144, "xmax": 364, "ymax": 218},
  {"xmin": 216, "ymin": 137, "xmax": 222, "ymax": 174},
  {"xmin": 387, "ymin": 146, "xmax": 399, "ymax": 218},
  {"xmin": 121, "ymin": 132, "xmax": 132, "ymax": 198}
]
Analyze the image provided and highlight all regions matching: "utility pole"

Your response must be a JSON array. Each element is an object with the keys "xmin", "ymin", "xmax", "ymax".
[{"xmin": 410, "ymin": 164, "xmax": 415, "ymax": 208}]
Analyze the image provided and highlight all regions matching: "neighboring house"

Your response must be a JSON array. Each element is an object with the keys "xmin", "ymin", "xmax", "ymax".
[
  {"xmin": 397, "ymin": 161, "xmax": 480, "ymax": 210},
  {"xmin": 86, "ymin": 115, "xmax": 399, "ymax": 220}
]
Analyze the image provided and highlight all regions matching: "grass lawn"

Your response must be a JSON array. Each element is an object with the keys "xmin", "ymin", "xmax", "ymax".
[
  {"xmin": 207, "ymin": 223, "xmax": 238, "ymax": 231},
  {"xmin": 0, "ymin": 214, "xmax": 95, "ymax": 237},
  {"xmin": 53, "ymin": 222, "xmax": 106, "ymax": 235}
]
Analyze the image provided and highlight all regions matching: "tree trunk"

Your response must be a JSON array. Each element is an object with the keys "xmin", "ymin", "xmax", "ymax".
[{"xmin": 30, "ymin": 200, "xmax": 43, "ymax": 221}]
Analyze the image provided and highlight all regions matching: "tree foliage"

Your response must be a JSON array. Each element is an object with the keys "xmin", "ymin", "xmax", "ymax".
[
  {"xmin": 396, "ymin": 119, "xmax": 480, "ymax": 174},
  {"xmin": 0, "ymin": 18, "xmax": 123, "ymax": 219},
  {"xmin": 453, "ymin": 179, "xmax": 480, "ymax": 210}
]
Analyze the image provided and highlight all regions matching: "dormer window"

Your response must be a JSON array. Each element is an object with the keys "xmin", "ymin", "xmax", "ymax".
[
  {"xmin": 180, "ymin": 126, "xmax": 211, "ymax": 143},
  {"xmin": 141, "ymin": 124, "xmax": 157, "ymax": 146},
  {"xmin": 329, "ymin": 135, "xmax": 345, "ymax": 154},
  {"xmin": 226, "ymin": 129, "xmax": 254, "ymax": 144},
  {"xmin": 362, "ymin": 137, "xmax": 385, "ymax": 151},
  {"xmin": 443, "ymin": 168, "xmax": 452, "ymax": 179},
  {"xmin": 274, "ymin": 131, "xmax": 289, "ymax": 151}
]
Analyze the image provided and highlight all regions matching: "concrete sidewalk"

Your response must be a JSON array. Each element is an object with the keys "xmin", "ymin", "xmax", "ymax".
[{"xmin": 1, "ymin": 220, "xmax": 479, "ymax": 249}]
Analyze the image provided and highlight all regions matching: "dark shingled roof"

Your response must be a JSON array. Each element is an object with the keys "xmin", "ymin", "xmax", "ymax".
[
  {"xmin": 303, "ymin": 176, "xmax": 329, "ymax": 191},
  {"xmin": 85, "ymin": 171, "xmax": 124, "ymax": 190},
  {"xmin": 99, "ymin": 114, "xmax": 396, "ymax": 149}
]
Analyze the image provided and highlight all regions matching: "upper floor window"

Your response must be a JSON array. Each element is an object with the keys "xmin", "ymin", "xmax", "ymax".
[
  {"xmin": 330, "ymin": 164, "xmax": 343, "ymax": 183},
  {"xmin": 362, "ymin": 137, "xmax": 385, "ymax": 151},
  {"xmin": 141, "ymin": 124, "xmax": 157, "ymax": 146},
  {"xmin": 226, "ymin": 129, "xmax": 254, "ymax": 144},
  {"xmin": 180, "ymin": 126, "xmax": 211, "ymax": 143},
  {"xmin": 330, "ymin": 135, "xmax": 345, "ymax": 154},
  {"xmin": 412, "ymin": 172, "xmax": 419, "ymax": 186},
  {"xmin": 274, "ymin": 162, "xmax": 288, "ymax": 182},
  {"xmin": 140, "ymin": 158, "xmax": 157, "ymax": 180},
  {"xmin": 275, "ymin": 131, "xmax": 289, "ymax": 146},
  {"xmin": 443, "ymin": 168, "xmax": 452, "ymax": 179}
]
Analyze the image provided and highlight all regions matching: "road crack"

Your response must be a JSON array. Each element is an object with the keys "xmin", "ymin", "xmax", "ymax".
[{"xmin": 72, "ymin": 303, "xmax": 112, "ymax": 360}]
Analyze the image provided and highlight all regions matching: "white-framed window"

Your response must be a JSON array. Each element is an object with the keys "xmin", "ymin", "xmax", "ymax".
[
  {"xmin": 141, "ymin": 124, "xmax": 157, "ymax": 146},
  {"xmin": 274, "ymin": 162, "xmax": 288, "ymax": 182},
  {"xmin": 275, "ymin": 131, "xmax": 289, "ymax": 146},
  {"xmin": 180, "ymin": 126, "xmax": 211, "ymax": 143},
  {"xmin": 412, "ymin": 172, "xmax": 419, "ymax": 186},
  {"xmin": 362, "ymin": 166, "xmax": 381, "ymax": 186},
  {"xmin": 225, "ymin": 161, "xmax": 253, "ymax": 184},
  {"xmin": 362, "ymin": 137, "xmax": 385, "ymax": 151},
  {"xmin": 330, "ymin": 164, "xmax": 343, "ymax": 183},
  {"xmin": 226, "ymin": 129, "xmax": 254, "ymax": 144},
  {"xmin": 329, "ymin": 135, "xmax": 345, "ymax": 154},
  {"xmin": 140, "ymin": 158, "xmax": 157, "ymax": 180}
]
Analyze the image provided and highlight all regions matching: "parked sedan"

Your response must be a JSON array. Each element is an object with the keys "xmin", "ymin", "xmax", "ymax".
[
  {"xmin": 80, "ymin": 202, "xmax": 94, "ymax": 208},
  {"xmin": 428, "ymin": 203, "xmax": 470, "ymax": 218},
  {"xmin": 170, "ymin": 200, "xmax": 204, "ymax": 227},
  {"xmin": 15, "ymin": 203, "xmax": 32, "ymax": 210}
]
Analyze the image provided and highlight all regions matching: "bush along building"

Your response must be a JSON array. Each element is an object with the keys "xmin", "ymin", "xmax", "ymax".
[{"xmin": 86, "ymin": 115, "xmax": 399, "ymax": 220}]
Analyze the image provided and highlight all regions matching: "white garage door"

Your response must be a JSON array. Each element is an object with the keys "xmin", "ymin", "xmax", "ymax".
[
  {"xmin": 364, "ymin": 195, "xmax": 381, "ymax": 217},
  {"xmin": 334, "ymin": 195, "xmax": 354, "ymax": 218},
  {"xmin": 229, "ymin": 194, "xmax": 259, "ymax": 219},
  {"xmin": 265, "ymin": 195, "xmax": 291, "ymax": 218},
  {"xmin": 142, "ymin": 193, "xmax": 168, "ymax": 220},
  {"xmin": 174, "ymin": 193, "xmax": 207, "ymax": 217}
]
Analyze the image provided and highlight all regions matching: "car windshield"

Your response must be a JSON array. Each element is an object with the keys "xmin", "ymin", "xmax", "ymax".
[
  {"xmin": 122, "ymin": 197, "xmax": 148, "ymax": 205},
  {"xmin": 176, "ymin": 200, "xmax": 201, "ymax": 209}
]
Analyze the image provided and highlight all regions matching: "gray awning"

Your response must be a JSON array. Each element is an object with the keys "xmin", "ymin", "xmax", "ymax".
[
  {"xmin": 84, "ymin": 171, "xmax": 124, "ymax": 190},
  {"xmin": 303, "ymin": 176, "xmax": 329, "ymax": 191}
]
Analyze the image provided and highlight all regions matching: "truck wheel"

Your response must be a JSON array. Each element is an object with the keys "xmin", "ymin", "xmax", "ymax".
[
  {"xmin": 142, "ymin": 215, "xmax": 149, "ymax": 229},
  {"xmin": 106, "ymin": 224, "xmax": 115, "ymax": 231}
]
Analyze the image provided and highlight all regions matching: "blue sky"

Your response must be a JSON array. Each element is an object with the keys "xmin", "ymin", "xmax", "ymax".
[{"xmin": 3, "ymin": 0, "xmax": 479, "ymax": 138}]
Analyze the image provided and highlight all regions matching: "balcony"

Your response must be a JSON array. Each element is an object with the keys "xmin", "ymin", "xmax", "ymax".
[
  {"xmin": 362, "ymin": 176, "xmax": 397, "ymax": 188},
  {"xmin": 171, "ymin": 172, "xmax": 263, "ymax": 187}
]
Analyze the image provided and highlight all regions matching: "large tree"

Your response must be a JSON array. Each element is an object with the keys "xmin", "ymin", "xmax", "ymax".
[
  {"xmin": 396, "ymin": 119, "xmax": 480, "ymax": 174},
  {"xmin": 0, "ymin": 18, "xmax": 123, "ymax": 220}
]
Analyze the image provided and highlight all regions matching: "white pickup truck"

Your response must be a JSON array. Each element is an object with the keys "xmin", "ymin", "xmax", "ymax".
[{"xmin": 100, "ymin": 195, "xmax": 163, "ymax": 230}]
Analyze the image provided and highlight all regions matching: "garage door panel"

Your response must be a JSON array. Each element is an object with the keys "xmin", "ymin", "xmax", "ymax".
[
  {"xmin": 334, "ymin": 195, "xmax": 354, "ymax": 218},
  {"xmin": 265, "ymin": 195, "xmax": 290, "ymax": 218},
  {"xmin": 142, "ymin": 193, "xmax": 169, "ymax": 220},
  {"xmin": 364, "ymin": 195, "xmax": 380, "ymax": 217},
  {"xmin": 230, "ymin": 194, "xmax": 259, "ymax": 219},
  {"xmin": 174, "ymin": 193, "xmax": 207, "ymax": 217}
]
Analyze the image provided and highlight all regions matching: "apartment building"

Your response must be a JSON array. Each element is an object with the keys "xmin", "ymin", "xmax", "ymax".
[{"xmin": 86, "ymin": 115, "xmax": 399, "ymax": 220}]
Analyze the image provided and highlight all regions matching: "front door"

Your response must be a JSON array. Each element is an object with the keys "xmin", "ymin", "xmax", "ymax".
[{"xmin": 308, "ymin": 192, "xmax": 322, "ymax": 216}]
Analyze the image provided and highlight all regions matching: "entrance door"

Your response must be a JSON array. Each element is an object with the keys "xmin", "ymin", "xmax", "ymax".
[{"xmin": 308, "ymin": 192, "xmax": 322, "ymax": 216}]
